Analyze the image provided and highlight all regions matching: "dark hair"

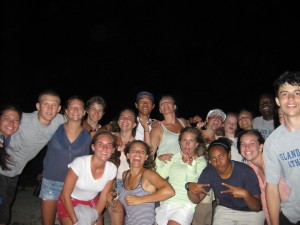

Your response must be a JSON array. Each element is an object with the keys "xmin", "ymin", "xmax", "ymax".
[
  {"xmin": 237, "ymin": 129, "xmax": 265, "ymax": 154},
  {"xmin": 178, "ymin": 126, "xmax": 207, "ymax": 157},
  {"xmin": 117, "ymin": 107, "xmax": 138, "ymax": 136},
  {"xmin": 207, "ymin": 137, "xmax": 232, "ymax": 153},
  {"xmin": 86, "ymin": 96, "xmax": 106, "ymax": 111},
  {"xmin": 124, "ymin": 140, "xmax": 155, "ymax": 170},
  {"xmin": 63, "ymin": 96, "xmax": 86, "ymax": 121},
  {"xmin": 91, "ymin": 130, "xmax": 120, "ymax": 167},
  {"xmin": 83, "ymin": 96, "xmax": 106, "ymax": 122},
  {"xmin": 0, "ymin": 104, "xmax": 22, "ymax": 170},
  {"xmin": 0, "ymin": 104, "xmax": 22, "ymax": 120},
  {"xmin": 236, "ymin": 108, "xmax": 254, "ymax": 133},
  {"xmin": 38, "ymin": 89, "xmax": 61, "ymax": 104},
  {"xmin": 258, "ymin": 93, "xmax": 274, "ymax": 102},
  {"xmin": 273, "ymin": 71, "xmax": 300, "ymax": 97},
  {"xmin": 238, "ymin": 108, "xmax": 253, "ymax": 120},
  {"xmin": 64, "ymin": 95, "xmax": 85, "ymax": 110}
]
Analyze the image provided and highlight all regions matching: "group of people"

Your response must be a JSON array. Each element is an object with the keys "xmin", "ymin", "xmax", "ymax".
[{"xmin": 0, "ymin": 70, "xmax": 299, "ymax": 225}]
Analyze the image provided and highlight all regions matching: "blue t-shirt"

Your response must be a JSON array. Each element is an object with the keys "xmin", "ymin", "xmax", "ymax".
[
  {"xmin": 198, "ymin": 160, "xmax": 261, "ymax": 211},
  {"xmin": 43, "ymin": 124, "xmax": 91, "ymax": 182}
]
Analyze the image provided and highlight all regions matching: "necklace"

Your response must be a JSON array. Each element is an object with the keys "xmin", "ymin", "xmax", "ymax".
[{"xmin": 121, "ymin": 138, "xmax": 134, "ymax": 146}]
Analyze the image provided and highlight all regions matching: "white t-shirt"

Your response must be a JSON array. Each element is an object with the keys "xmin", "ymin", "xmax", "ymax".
[
  {"xmin": 69, "ymin": 155, "xmax": 117, "ymax": 201},
  {"xmin": 229, "ymin": 137, "xmax": 244, "ymax": 163},
  {"xmin": 135, "ymin": 117, "xmax": 153, "ymax": 141},
  {"xmin": 117, "ymin": 151, "xmax": 130, "ymax": 180}
]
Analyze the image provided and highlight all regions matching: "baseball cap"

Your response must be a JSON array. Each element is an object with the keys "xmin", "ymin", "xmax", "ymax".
[
  {"xmin": 207, "ymin": 109, "xmax": 226, "ymax": 122},
  {"xmin": 136, "ymin": 91, "xmax": 154, "ymax": 102}
]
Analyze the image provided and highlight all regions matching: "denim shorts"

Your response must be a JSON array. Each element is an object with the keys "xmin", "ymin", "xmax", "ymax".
[
  {"xmin": 116, "ymin": 178, "xmax": 124, "ymax": 194},
  {"xmin": 39, "ymin": 178, "xmax": 64, "ymax": 200}
]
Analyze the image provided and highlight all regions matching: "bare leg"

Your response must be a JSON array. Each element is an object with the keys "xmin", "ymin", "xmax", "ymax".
[
  {"xmin": 41, "ymin": 199, "xmax": 57, "ymax": 225},
  {"xmin": 59, "ymin": 217, "xmax": 73, "ymax": 225},
  {"xmin": 107, "ymin": 203, "xmax": 124, "ymax": 225}
]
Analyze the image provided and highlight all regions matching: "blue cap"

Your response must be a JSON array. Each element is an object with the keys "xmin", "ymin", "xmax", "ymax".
[{"xmin": 136, "ymin": 91, "xmax": 154, "ymax": 102}]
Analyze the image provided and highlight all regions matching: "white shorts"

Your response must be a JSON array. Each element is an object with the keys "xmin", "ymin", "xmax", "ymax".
[{"xmin": 155, "ymin": 202, "xmax": 194, "ymax": 225}]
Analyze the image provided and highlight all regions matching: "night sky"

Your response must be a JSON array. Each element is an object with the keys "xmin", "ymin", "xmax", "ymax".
[{"xmin": 2, "ymin": 1, "xmax": 300, "ymax": 124}]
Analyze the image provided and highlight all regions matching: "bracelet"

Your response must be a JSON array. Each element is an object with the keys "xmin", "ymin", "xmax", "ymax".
[{"xmin": 144, "ymin": 130, "xmax": 149, "ymax": 132}]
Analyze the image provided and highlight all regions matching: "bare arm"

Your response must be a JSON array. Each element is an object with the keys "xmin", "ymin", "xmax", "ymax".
[
  {"xmin": 149, "ymin": 126, "xmax": 162, "ymax": 156},
  {"xmin": 139, "ymin": 118, "xmax": 151, "ymax": 146},
  {"xmin": 60, "ymin": 168, "xmax": 79, "ymax": 224},
  {"xmin": 124, "ymin": 170, "xmax": 175, "ymax": 205},
  {"xmin": 95, "ymin": 179, "xmax": 115, "ymax": 225},
  {"xmin": 266, "ymin": 183, "xmax": 280, "ymax": 225}
]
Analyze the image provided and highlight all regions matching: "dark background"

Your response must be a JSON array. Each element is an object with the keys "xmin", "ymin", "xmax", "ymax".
[{"xmin": 2, "ymin": 1, "xmax": 300, "ymax": 124}]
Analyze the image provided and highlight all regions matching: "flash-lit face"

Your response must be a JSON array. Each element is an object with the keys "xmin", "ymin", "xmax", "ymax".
[
  {"xmin": 238, "ymin": 111, "xmax": 252, "ymax": 130},
  {"xmin": 239, "ymin": 133, "xmax": 262, "ymax": 162},
  {"xmin": 92, "ymin": 134, "xmax": 115, "ymax": 161},
  {"xmin": 127, "ymin": 142, "xmax": 148, "ymax": 167},
  {"xmin": 276, "ymin": 83, "xmax": 300, "ymax": 118},
  {"xmin": 209, "ymin": 146, "xmax": 231, "ymax": 175},
  {"xmin": 87, "ymin": 103, "xmax": 104, "ymax": 123},
  {"xmin": 180, "ymin": 132, "xmax": 198, "ymax": 156},
  {"xmin": 0, "ymin": 109, "xmax": 21, "ymax": 137},
  {"xmin": 36, "ymin": 95, "xmax": 61, "ymax": 125}
]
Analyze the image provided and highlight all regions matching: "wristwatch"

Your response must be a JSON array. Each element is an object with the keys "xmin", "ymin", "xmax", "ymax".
[{"xmin": 185, "ymin": 182, "xmax": 190, "ymax": 191}]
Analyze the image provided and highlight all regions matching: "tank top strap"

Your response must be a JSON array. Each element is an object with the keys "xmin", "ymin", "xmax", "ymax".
[
  {"xmin": 177, "ymin": 118, "xmax": 185, "ymax": 128},
  {"xmin": 123, "ymin": 170, "xmax": 130, "ymax": 182},
  {"xmin": 160, "ymin": 123, "xmax": 167, "ymax": 133},
  {"xmin": 138, "ymin": 170, "xmax": 145, "ymax": 186}
]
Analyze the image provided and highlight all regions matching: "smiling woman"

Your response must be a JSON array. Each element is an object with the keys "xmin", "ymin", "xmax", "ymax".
[
  {"xmin": 40, "ymin": 96, "xmax": 91, "ymax": 225},
  {"xmin": 0, "ymin": 104, "xmax": 22, "ymax": 171},
  {"xmin": 237, "ymin": 129, "xmax": 290, "ymax": 225},
  {"xmin": 57, "ymin": 130, "xmax": 118, "ymax": 225},
  {"xmin": 109, "ymin": 140, "xmax": 175, "ymax": 225}
]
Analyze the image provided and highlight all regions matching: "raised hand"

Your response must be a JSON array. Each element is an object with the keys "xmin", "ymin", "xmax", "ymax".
[
  {"xmin": 181, "ymin": 151, "xmax": 193, "ymax": 165},
  {"xmin": 189, "ymin": 182, "xmax": 210, "ymax": 195},
  {"xmin": 221, "ymin": 182, "xmax": 247, "ymax": 199}
]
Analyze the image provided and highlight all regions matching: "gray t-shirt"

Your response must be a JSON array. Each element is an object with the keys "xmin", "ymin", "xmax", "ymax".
[
  {"xmin": 0, "ymin": 111, "xmax": 65, "ymax": 177},
  {"xmin": 253, "ymin": 116, "xmax": 274, "ymax": 140},
  {"xmin": 264, "ymin": 125, "xmax": 300, "ymax": 223}
]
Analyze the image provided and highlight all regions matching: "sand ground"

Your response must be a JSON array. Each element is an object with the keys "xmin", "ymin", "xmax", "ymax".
[{"xmin": 10, "ymin": 186, "xmax": 110, "ymax": 225}]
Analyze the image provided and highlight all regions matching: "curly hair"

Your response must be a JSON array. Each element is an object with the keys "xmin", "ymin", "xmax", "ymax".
[{"xmin": 124, "ymin": 140, "xmax": 156, "ymax": 170}]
